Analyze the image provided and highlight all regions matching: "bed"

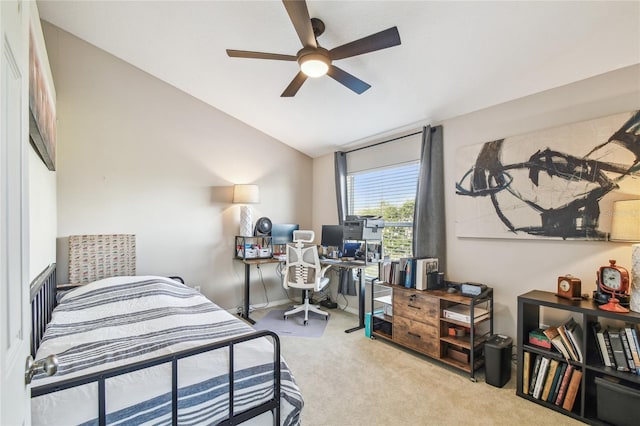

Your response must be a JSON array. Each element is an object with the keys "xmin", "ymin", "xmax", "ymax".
[{"xmin": 29, "ymin": 265, "xmax": 303, "ymax": 425}]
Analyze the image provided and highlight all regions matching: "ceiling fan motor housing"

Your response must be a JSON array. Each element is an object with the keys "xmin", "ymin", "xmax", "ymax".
[{"xmin": 297, "ymin": 47, "xmax": 331, "ymax": 77}]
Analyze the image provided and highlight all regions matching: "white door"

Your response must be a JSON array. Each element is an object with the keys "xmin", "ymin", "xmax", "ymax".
[{"xmin": 1, "ymin": 1, "xmax": 31, "ymax": 425}]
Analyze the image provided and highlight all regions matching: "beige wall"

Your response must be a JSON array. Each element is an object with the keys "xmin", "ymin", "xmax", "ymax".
[
  {"xmin": 313, "ymin": 64, "xmax": 640, "ymax": 338},
  {"xmin": 43, "ymin": 23, "xmax": 313, "ymax": 310}
]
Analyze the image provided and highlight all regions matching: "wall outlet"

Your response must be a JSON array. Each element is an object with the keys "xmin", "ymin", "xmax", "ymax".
[{"xmin": 194, "ymin": 285, "xmax": 201, "ymax": 292}]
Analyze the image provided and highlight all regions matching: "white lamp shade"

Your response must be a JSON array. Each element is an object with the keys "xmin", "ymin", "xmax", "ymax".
[
  {"xmin": 610, "ymin": 199, "xmax": 640, "ymax": 242},
  {"xmin": 233, "ymin": 184, "xmax": 260, "ymax": 204}
]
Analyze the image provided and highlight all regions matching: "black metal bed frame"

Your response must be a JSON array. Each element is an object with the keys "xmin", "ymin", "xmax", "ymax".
[{"xmin": 29, "ymin": 264, "xmax": 282, "ymax": 426}]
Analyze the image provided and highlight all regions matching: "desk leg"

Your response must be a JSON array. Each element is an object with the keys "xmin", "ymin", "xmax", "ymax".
[
  {"xmin": 345, "ymin": 268, "xmax": 366, "ymax": 333},
  {"xmin": 242, "ymin": 263, "xmax": 255, "ymax": 324}
]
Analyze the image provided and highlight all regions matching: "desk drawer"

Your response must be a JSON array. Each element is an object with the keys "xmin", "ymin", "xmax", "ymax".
[
  {"xmin": 393, "ymin": 290, "xmax": 439, "ymax": 326},
  {"xmin": 394, "ymin": 316, "xmax": 439, "ymax": 356}
]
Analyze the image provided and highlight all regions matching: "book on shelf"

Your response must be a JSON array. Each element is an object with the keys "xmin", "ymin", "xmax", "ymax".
[
  {"xmin": 529, "ymin": 328, "xmax": 551, "ymax": 349},
  {"xmin": 624, "ymin": 325, "xmax": 640, "ymax": 371},
  {"xmin": 603, "ymin": 329, "xmax": 616, "ymax": 369},
  {"xmin": 562, "ymin": 317, "xmax": 583, "ymax": 363},
  {"xmin": 561, "ymin": 369, "xmax": 582, "ymax": 411},
  {"xmin": 632, "ymin": 327, "xmax": 640, "ymax": 375},
  {"xmin": 541, "ymin": 359, "xmax": 560, "ymax": 401},
  {"xmin": 533, "ymin": 357, "xmax": 550, "ymax": 399},
  {"xmin": 619, "ymin": 328, "xmax": 636, "ymax": 372},
  {"xmin": 555, "ymin": 364, "xmax": 574, "ymax": 406},
  {"xmin": 543, "ymin": 326, "xmax": 571, "ymax": 360},
  {"xmin": 557, "ymin": 323, "xmax": 579, "ymax": 361},
  {"xmin": 523, "ymin": 351, "xmax": 531, "ymax": 394},
  {"xmin": 591, "ymin": 322, "xmax": 612, "ymax": 367},
  {"xmin": 548, "ymin": 362, "xmax": 567, "ymax": 403},
  {"xmin": 399, "ymin": 257, "xmax": 412, "ymax": 288},
  {"xmin": 608, "ymin": 329, "xmax": 630, "ymax": 372},
  {"xmin": 528, "ymin": 355, "xmax": 542, "ymax": 396}
]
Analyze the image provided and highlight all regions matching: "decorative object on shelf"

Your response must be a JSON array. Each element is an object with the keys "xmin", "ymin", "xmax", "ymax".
[
  {"xmin": 556, "ymin": 275, "xmax": 582, "ymax": 300},
  {"xmin": 233, "ymin": 184, "xmax": 260, "ymax": 237},
  {"xmin": 597, "ymin": 260, "xmax": 630, "ymax": 313},
  {"xmin": 609, "ymin": 199, "xmax": 640, "ymax": 313}
]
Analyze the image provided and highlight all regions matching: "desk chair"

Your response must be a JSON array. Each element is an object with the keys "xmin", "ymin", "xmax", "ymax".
[{"xmin": 282, "ymin": 230, "xmax": 330, "ymax": 325}]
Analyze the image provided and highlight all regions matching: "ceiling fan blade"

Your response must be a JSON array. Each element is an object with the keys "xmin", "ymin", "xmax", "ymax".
[
  {"xmin": 226, "ymin": 49, "xmax": 297, "ymax": 61},
  {"xmin": 329, "ymin": 27, "xmax": 401, "ymax": 61},
  {"xmin": 281, "ymin": 71, "xmax": 308, "ymax": 97},
  {"xmin": 282, "ymin": 0, "xmax": 317, "ymax": 48},
  {"xmin": 327, "ymin": 65, "xmax": 371, "ymax": 94}
]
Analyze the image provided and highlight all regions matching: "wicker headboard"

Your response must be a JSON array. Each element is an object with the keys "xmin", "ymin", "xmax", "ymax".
[{"xmin": 68, "ymin": 234, "xmax": 136, "ymax": 283}]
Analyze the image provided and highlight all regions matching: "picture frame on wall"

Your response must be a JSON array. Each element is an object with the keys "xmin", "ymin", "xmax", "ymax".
[
  {"xmin": 28, "ymin": 25, "xmax": 56, "ymax": 171},
  {"xmin": 455, "ymin": 110, "xmax": 640, "ymax": 240}
]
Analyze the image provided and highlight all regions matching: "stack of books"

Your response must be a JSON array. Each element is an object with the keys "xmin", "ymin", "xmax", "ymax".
[
  {"xmin": 590, "ymin": 322, "xmax": 640, "ymax": 374},
  {"xmin": 442, "ymin": 304, "xmax": 489, "ymax": 324},
  {"xmin": 522, "ymin": 352, "xmax": 582, "ymax": 411},
  {"xmin": 541, "ymin": 317, "xmax": 583, "ymax": 362}
]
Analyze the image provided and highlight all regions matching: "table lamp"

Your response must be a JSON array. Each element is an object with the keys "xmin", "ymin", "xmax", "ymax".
[
  {"xmin": 233, "ymin": 184, "xmax": 260, "ymax": 237},
  {"xmin": 609, "ymin": 199, "xmax": 640, "ymax": 313}
]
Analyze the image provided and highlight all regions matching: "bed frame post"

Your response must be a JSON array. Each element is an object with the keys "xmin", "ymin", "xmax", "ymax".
[{"xmin": 30, "ymin": 263, "xmax": 57, "ymax": 356}]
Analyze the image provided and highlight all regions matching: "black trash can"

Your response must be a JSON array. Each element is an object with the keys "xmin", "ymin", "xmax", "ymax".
[{"xmin": 485, "ymin": 334, "xmax": 513, "ymax": 387}]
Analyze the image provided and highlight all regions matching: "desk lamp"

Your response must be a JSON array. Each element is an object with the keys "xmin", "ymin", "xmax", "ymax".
[
  {"xmin": 609, "ymin": 199, "xmax": 640, "ymax": 313},
  {"xmin": 233, "ymin": 184, "xmax": 260, "ymax": 237}
]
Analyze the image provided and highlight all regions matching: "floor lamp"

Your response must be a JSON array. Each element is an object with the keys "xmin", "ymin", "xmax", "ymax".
[
  {"xmin": 610, "ymin": 199, "xmax": 640, "ymax": 313},
  {"xmin": 233, "ymin": 184, "xmax": 260, "ymax": 237}
]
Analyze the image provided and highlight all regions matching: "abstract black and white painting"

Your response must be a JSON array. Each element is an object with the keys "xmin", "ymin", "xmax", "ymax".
[{"xmin": 455, "ymin": 110, "xmax": 640, "ymax": 240}]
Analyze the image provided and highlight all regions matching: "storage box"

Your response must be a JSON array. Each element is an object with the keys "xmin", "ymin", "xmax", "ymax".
[
  {"xmin": 447, "ymin": 346, "xmax": 469, "ymax": 363},
  {"xmin": 596, "ymin": 377, "xmax": 640, "ymax": 426}
]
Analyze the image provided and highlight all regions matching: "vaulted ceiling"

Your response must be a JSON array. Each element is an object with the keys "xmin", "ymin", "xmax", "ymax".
[{"xmin": 37, "ymin": 1, "xmax": 640, "ymax": 157}]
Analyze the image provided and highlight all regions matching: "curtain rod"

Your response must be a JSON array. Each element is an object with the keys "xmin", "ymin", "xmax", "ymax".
[{"xmin": 345, "ymin": 128, "xmax": 431, "ymax": 154}]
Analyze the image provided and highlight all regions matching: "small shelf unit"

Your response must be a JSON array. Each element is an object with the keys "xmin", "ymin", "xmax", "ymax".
[{"xmin": 370, "ymin": 281, "xmax": 493, "ymax": 381}]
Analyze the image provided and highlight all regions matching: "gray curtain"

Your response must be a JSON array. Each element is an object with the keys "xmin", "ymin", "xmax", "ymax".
[
  {"xmin": 334, "ymin": 151, "xmax": 348, "ymax": 225},
  {"xmin": 413, "ymin": 125, "xmax": 446, "ymax": 271},
  {"xmin": 334, "ymin": 151, "xmax": 356, "ymax": 295}
]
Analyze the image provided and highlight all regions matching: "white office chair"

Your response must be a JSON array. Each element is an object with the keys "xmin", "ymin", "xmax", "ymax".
[{"xmin": 282, "ymin": 230, "xmax": 330, "ymax": 325}]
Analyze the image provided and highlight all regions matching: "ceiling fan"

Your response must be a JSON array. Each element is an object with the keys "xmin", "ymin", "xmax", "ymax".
[{"xmin": 226, "ymin": 0, "xmax": 401, "ymax": 97}]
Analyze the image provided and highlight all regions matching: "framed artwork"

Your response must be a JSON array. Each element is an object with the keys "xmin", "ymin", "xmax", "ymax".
[
  {"xmin": 455, "ymin": 110, "xmax": 640, "ymax": 240},
  {"xmin": 29, "ymin": 26, "xmax": 56, "ymax": 171}
]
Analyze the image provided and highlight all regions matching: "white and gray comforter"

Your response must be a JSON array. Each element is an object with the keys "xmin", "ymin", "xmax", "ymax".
[{"xmin": 31, "ymin": 276, "xmax": 302, "ymax": 425}]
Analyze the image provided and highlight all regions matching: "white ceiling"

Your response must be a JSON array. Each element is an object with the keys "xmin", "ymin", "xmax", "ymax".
[{"xmin": 37, "ymin": 1, "xmax": 640, "ymax": 158}]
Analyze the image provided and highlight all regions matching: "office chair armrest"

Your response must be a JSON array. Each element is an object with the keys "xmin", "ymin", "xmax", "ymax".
[{"xmin": 320, "ymin": 265, "xmax": 332, "ymax": 277}]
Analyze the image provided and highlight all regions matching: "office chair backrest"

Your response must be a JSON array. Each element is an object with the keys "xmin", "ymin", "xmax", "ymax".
[{"xmin": 285, "ymin": 230, "xmax": 321, "ymax": 287}]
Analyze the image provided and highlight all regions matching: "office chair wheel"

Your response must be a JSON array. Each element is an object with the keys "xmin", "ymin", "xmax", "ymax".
[
  {"xmin": 304, "ymin": 320, "xmax": 308, "ymax": 326},
  {"xmin": 283, "ymin": 315, "xmax": 288, "ymax": 320}
]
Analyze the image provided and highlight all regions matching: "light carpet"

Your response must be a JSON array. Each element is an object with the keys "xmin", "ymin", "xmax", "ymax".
[
  {"xmin": 251, "ymin": 306, "xmax": 582, "ymax": 426},
  {"xmin": 252, "ymin": 308, "xmax": 329, "ymax": 338}
]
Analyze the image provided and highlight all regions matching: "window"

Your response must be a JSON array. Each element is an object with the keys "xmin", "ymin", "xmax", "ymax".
[{"xmin": 347, "ymin": 161, "xmax": 420, "ymax": 261}]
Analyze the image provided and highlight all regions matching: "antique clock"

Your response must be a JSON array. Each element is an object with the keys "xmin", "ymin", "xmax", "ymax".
[
  {"xmin": 597, "ymin": 259, "xmax": 630, "ymax": 313},
  {"xmin": 556, "ymin": 275, "xmax": 582, "ymax": 300}
]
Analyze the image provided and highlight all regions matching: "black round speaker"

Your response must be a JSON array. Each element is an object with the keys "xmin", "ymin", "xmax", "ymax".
[{"xmin": 254, "ymin": 217, "xmax": 272, "ymax": 236}]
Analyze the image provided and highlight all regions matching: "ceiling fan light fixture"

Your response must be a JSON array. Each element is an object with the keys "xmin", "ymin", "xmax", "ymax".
[{"xmin": 299, "ymin": 53, "xmax": 330, "ymax": 78}]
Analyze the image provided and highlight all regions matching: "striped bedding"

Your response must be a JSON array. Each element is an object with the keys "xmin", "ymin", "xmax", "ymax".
[{"xmin": 31, "ymin": 276, "xmax": 303, "ymax": 425}]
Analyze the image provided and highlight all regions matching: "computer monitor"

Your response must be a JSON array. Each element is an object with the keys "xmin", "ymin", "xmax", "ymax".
[
  {"xmin": 271, "ymin": 223, "xmax": 299, "ymax": 245},
  {"xmin": 321, "ymin": 225, "xmax": 344, "ymax": 248}
]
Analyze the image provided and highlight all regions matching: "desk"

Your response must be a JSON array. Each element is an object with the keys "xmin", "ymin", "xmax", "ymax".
[
  {"xmin": 320, "ymin": 259, "xmax": 367, "ymax": 333},
  {"xmin": 238, "ymin": 258, "xmax": 282, "ymax": 324}
]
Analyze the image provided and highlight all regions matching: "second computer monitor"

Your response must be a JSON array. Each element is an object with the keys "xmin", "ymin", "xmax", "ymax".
[
  {"xmin": 321, "ymin": 225, "xmax": 344, "ymax": 248},
  {"xmin": 271, "ymin": 223, "xmax": 299, "ymax": 245}
]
